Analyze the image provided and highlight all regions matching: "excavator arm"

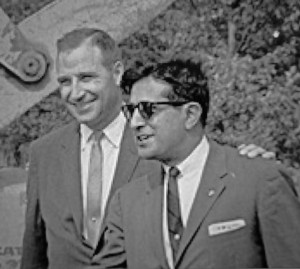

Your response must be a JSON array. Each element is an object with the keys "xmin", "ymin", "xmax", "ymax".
[{"xmin": 0, "ymin": 0, "xmax": 175, "ymax": 129}]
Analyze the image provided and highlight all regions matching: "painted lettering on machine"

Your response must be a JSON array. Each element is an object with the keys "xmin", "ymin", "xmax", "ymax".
[{"xmin": 0, "ymin": 246, "xmax": 22, "ymax": 269}]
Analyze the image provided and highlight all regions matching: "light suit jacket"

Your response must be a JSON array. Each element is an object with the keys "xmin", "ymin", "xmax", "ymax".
[
  {"xmin": 20, "ymin": 121, "xmax": 160, "ymax": 269},
  {"xmin": 99, "ymin": 140, "xmax": 300, "ymax": 269}
]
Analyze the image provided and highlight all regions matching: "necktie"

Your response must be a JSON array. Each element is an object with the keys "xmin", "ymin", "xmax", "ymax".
[
  {"xmin": 167, "ymin": 166, "xmax": 183, "ymax": 260},
  {"xmin": 86, "ymin": 132, "xmax": 103, "ymax": 248}
]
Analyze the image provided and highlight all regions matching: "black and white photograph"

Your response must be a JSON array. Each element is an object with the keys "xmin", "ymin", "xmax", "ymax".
[{"xmin": 0, "ymin": 0, "xmax": 300, "ymax": 268}]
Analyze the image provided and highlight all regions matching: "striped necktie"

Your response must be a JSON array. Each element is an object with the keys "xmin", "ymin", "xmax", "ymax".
[
  {"xmin": 86, "ymin": 131, "xmax": 103, "ymax": 248},
  {"xmin": 167, "ymin": 166, "xmax": 183, "ymax": 260}
]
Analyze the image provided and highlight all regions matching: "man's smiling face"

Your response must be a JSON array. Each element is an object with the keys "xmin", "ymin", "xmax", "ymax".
[{"xmin": 57, "ymin": 39, "xmax": 122, "ymax": 130}]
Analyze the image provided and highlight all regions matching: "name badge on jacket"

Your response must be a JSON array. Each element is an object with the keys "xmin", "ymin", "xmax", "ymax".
[{"xmin": 208, "ymin": 219, "xmax": 246, "ymax": 236}]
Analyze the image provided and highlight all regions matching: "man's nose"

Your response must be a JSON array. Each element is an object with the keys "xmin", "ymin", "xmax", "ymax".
[
  {"xmin": 130, "ymin": 108, "xmax": 146, "ymax": 129},
  {"xmin": 69, "ymin": 79, "xmax": 84, "ymax": 101}
]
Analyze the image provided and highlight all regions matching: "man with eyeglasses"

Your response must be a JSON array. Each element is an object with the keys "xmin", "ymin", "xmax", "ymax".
[{"xmin": 99, "ymin": 59, "xmax": 300, "ymax": 269}]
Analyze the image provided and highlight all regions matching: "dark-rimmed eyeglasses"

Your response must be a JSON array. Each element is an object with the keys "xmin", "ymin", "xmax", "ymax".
[{"xmin": 122, "ymin": 101, "xmax": 189, "ymax": 121}]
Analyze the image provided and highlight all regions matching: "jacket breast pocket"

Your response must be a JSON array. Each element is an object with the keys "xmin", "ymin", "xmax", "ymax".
[{"xmin": 208, "ymin": 228, "xmax": 265, "ymax": 268}]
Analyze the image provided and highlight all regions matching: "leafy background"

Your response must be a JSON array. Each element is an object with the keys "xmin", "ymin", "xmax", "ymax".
[{"xmin": 0, "ymin": 0, "xmax": 299, "ymax": 188}]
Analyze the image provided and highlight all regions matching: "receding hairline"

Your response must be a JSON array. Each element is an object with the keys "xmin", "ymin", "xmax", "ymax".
[
  {"xmin": 56, "ymin": 28, "xmax": 121, "ymax": 67},
  {"xmin": 55, "ymin": 39, "xmax": 102, "ymax": 72},
  {"xmin": 57, "ymin": 28, "xmax": 114, "ymax": 50}
]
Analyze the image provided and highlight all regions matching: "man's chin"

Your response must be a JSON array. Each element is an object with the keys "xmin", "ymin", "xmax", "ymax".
[
  {"xmin": 73, "ymin": 114, "xmax": 96, "ymax": 126},
  {"xmin": 69, "ymin": 108, "xmax": 97, "ymax": 123},
  {"xmin": 137, "ymin": 148, "xmax": 156, "ymax": 160}
]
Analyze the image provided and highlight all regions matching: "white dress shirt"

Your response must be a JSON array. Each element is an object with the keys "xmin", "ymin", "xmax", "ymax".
[
  {"xmin": 80, "ymin": 112, "xmax": 126, "ymax": 238},
  {"xmin": 163, "ymin": 136, "xmax": 210, "ymax": 269}
]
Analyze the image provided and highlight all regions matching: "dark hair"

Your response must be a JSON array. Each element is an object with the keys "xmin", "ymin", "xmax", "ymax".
[
  {"xmin": 123, "ymin": 59, "xmax": 209, "ymax": 126},
  {"xmin": 56, "ymin": 28, "xmax": 121, "ymax": 68}
]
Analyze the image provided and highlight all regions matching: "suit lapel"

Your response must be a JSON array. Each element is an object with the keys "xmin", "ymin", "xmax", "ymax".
[
  {"xmin": 145, "ymin": 168, "xmax": 170, "ymax": 268},
  {"xmin": 60, "ymin": 122, "xmax": 83, "ymax": 237},
  {"xmin": 59, "ymin": 123, "xmax": 140, "ymax": 248},
  {"xmin": 176, "ymin": 141, "xmax": 227, "ymax": 263},
  {"xmin": 103, "ymin": 124, "xmax": 139, "ymax": 217}
]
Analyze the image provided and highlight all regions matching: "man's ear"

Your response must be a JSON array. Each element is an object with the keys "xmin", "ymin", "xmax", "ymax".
[
  {"xmin": 113, "ymin": 61, "xmax": 124, "ymax": 86},
  {"xmin": 184, "ymin": 102, "xmax": 202, "ymax": 129}
]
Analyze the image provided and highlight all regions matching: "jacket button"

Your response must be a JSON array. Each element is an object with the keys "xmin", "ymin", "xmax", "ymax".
[{"xmin": 174, "ymin": 234, "xmax": 180, "ymax": 240}]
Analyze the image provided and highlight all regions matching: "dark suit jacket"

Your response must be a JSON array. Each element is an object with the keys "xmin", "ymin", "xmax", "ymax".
[
  {"xmin": 20, "ymin": 121, "xmax": 160, "ymax": 269},
  {"xmin": 99, "ymin": 140, "xmax": 300, "ymax": 269}
]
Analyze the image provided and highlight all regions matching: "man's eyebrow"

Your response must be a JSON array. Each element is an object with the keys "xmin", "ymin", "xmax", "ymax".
[{"xmin": 78, "ymin": 71, "xmax": 98, "ymax": 77}]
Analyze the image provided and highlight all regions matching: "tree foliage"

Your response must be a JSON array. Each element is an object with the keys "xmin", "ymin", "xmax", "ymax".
[{"xmin": 0, "ymin": 0, "xmax": 55, "ymax": 23}]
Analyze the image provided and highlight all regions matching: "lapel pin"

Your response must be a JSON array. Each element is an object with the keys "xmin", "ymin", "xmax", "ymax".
[{"xmin": 208, "ymin": 189, "xmax": 215, "ymax": 197}]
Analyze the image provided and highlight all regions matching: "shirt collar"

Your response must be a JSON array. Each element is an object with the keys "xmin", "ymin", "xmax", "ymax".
[
  {"xmin": 163, "ymin": 135, "xmax": 209, "ymax": 177},
  {"xmin": 80, "ymin": 112, "xmax": 126, "ymax": 149}
]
